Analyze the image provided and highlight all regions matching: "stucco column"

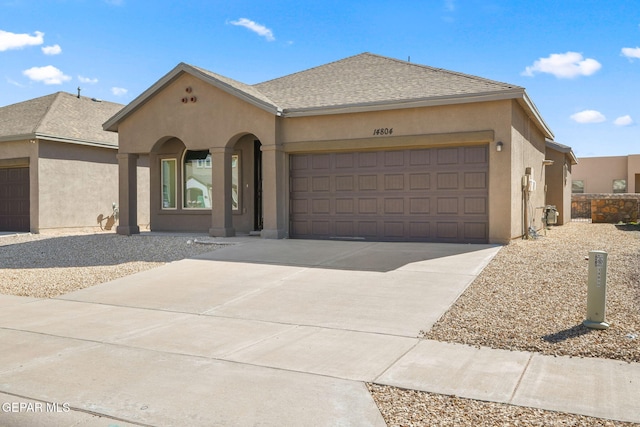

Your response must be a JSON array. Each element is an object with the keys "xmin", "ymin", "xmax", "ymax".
[
  {"xmin": 116, "ymin": 153, "xmax": 140, "ymax": 236},
  {"xmin": 260, "ymin": 144, "xmax": 287, "ymax": 239},
  {"xmin": 209, "ymin": 147, "xmax": 235, "ymax": 237}
]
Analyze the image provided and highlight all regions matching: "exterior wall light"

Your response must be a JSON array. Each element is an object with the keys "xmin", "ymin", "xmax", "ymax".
[{"xmin": 496, "ymin": 141, "xmax": 504, "ymax": 152}]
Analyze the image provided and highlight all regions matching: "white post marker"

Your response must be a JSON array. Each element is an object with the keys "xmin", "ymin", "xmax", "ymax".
[{"xmin": 583, "ymin": 250, "xmax": 610, "ymax": 330}]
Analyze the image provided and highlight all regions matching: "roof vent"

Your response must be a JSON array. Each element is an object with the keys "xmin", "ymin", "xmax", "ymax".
[{"xmin": 91, "ymin": 98, "xmax": 102, "ymax": 102}]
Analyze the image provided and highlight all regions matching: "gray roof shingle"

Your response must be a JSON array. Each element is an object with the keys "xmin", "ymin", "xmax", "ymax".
[
  {"xmin": 104, "ymin": 52, "xmax": 551, "ymax": 138},
  {"xmin": 0, "ymin": 92, "xmax": 124, "ymax": 147},
  {"xmin": 254, "ymin": 52, "xmax": 522, "ymax": 112}
]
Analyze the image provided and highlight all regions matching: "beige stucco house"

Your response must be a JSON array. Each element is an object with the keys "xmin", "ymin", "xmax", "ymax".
[
  {"xmin": 105, "ymin": 53, "xmax": 573, "ymax": 244},
  {"xmin": 0, "ymin": 91, "xmax": 149, "ymax": 232},
  {"xmin": 572, "ymin": 154, "xmax": 640, "ymax": 194}
]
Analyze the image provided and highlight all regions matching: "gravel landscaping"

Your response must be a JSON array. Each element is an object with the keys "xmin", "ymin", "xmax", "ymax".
[
  {"xmin": 2, "ymin": 223, "xmax": 638, "ymax": 426},
  {"xmin": 371, "ymin": 222, "xmax": 639, "ymax": 426},
  {"xmin": 0, "ymin": 231, "xmax": 225, "ymax": 298},
  {"xmin": 422, "ymin": 222, "xmax": 639, "ymax": 363}
]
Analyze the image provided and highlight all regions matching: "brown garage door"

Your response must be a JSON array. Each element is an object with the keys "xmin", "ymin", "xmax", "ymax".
[
  {"xmin": 0, "ymin": 167, "xmax": 30, "ymax": 232},
  {"xmin": 290, "ymin": 146, "xmax": 488, "ymax": 243}
]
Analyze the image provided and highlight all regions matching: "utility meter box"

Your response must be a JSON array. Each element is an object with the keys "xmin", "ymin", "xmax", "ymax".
[{"xmin": 543, "ymin": 205, "xmax": 558, "ymax": 225}]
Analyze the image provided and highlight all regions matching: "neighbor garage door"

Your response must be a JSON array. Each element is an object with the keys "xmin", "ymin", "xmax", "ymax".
[
  {"xmin": 0, "ymin": 167, "xmax": 30, "ymax": 232},
  {"xmin": 290, "ymin": 145, "xmax": 488, "ymax": 243}
]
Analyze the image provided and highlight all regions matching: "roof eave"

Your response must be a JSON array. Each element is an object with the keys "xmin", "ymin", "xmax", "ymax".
[
  {"xmin": 546, "ymin": 139, "xmax": 578, "ymax": 165},
  {"xmin": 281, "ymin": 88, "xmax": 528, "ymax": 118},
  {"xmin": 35, "ymin": 134, "xmax": 118, "ymax": 149},
  {"xmin": 518, "ymin": 91, "xmax": 554, "ymax": 140},
  {"xmin": 0, "ymin": 133, "xmax": 36, "ymax": 143},
  {"xmin": 103, "ymin": 63, "xmax": 280, "ymax": 132}
]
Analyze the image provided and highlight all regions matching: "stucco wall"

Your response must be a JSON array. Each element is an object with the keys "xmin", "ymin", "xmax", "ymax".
[
  {"xmin": 572, "ymin": 156, "xmax": 628, "ymax": 193},
  {"xmin": 510, "ymin": 101, "xmax": 547, "ymax": 238},
  {"xmin": 628, "ymin": 155, "xmax": 640, "ymax": 193},
  {"xmin": 37, "ymin": 140, "xmax": 119, "ymax": 230},
  {"xmin": 117, "ymin": 74, "xmax": 277, "ymax": 154},
  {"xmin": 281, "ymin": 100, "xmax": 517, "ymax": 243},
  {"xmin": 545, "ymin": 149, "xmax": 572, "ymax": 225}
]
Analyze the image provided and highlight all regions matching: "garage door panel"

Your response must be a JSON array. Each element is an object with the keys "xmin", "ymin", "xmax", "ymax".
[
  {"xmin": 464, "ymin": 222, "xmax": 488, "ymax": 240},
  {"xmin": 336, "ymin": 199, "xmax": 354, "ymax": 214},
  {"xmin": 410, "ymin": 197, "xmax": 430, "ymax": 214},
  {"xmin": 437, "ymin": 173, "xmax": 459, "ymax": 189},
  {"xmin": 290, "ymin": 146, "xmax": 488, "ymax": 243},
  {"xmin": 437, "ymin": 198, "xmax": 459, "ymax": 215},
  {"xmin": 384, "ymin": 198, "xmax": 404, "ymax": 214},
  {"xmin": 358, "ymin": 198, "xmax": 377, "ymax": 214},
  {"xmin": 312, "ymin": 176, "xmax": 330, "ymax": 191},
  {"xmin": 410, "ymin": 173, "xmax": 430, "ymax": 190},
  {"xmin": 358, "ymin": 221, "xmax": 377, "ymax": 237},
  {"xmin": 465, "ymin": 172, "xmax": 487, "ymax": 189},
  {"xmin": 0, "ymin": 166, "xmax": 30, "ymax": 232},
  {"xmin": 436, "ymin": 148, "xmax": 459, "ymax": 164},
  {"xmin": 465, "ymin": 146, "xmax": 488, "ymax": 164},
  {"xmin": 335, "ymin": 176, "xmax": 354, "ymax": 191},
  {"xmin": 410, "ymin": 222, "xmax": 430, "ymax": 239},
  {"xmin": 464, "ymin": 198, "xmax": 487, "ymax": 214},
  {"xmin": 358, "ymin": 175, "xmax": 377, "ymax": 191},
  {"xmin": 410, "ymin": 149, "xmax": 431, "ymax": 166}
]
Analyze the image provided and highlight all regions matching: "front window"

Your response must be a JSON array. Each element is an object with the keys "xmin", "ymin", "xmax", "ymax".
[
  {"xmin": 232, "ymin": 154, "xmax": 239, "ymax": 211},
  {"xmin": 161, "ymin": 159, "xmax": 177, "ymax": 209},
  {"xmin": 184, "ymin": 150, "xmax": 212, "ymax": 209},
  {"xmin": 613, "ymin": 179, "xmax": 627, "ymax": 194},
  {"xmin": 572, "ymin": 180, "xmax": 584, "ymax": 194}
]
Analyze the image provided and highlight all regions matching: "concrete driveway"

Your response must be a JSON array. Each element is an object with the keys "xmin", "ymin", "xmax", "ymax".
[{"xmin": 0, "ymin": 238, "xmax": 500, "ymax": 426}]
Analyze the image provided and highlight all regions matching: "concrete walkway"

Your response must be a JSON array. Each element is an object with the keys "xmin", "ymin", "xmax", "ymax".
[{"xmin": 0, "ymin": 238, "xmax": 638, "ymax": 426}]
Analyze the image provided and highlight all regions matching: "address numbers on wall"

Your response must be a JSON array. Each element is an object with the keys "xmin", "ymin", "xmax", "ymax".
[{"xmin": 373, "ymin": 128, "xmax": 393, "ymax": 136}]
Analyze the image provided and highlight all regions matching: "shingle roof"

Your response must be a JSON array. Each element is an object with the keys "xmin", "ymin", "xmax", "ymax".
[
  {"xmin": 104, "ymin": 52, "xmax": 552, "ymax": 139},
  {"xmin": 0, "ymin": 91, "xmax": 124, "ymax": 147},
  {"xmin": 254, "ymin": 52, "xmax": 522, "ymax": 112}
]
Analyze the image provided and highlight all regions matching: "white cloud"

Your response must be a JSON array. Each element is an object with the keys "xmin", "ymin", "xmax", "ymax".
[
  {"xmin": 22, "ymin": 65, "xmax": 71, "ymax": 85},
  {"xmin": 111, "ymin": 87, "xmax": 128, "ymax": 96},
  {"xmin": 41, "ymin": 44, "xmax": 61, "ymax": 55},
  {"xmin": 522, "ymin": 52, "xmax": 601, "ymax": 78},
  {"xmin": 78, "ymin": 75, "xmax": 98, "ymax": 84},
  {"xmin": 621, "ymin": 47, "xmax": 640, "ymax": 59},
  {"xmin": 0, "ymin": 30, "xmax": 44, "ymax": 51},
  {"xmin": 614, "ymin": 115, "xmax": 633, "ymax": 126},
  {"xmin": 230, "ymin": 18, "xmax": 275, "ymax": 41},
  {"xmin": 570, "ymin": 110, "xmax": 606, "ymax": 124}
]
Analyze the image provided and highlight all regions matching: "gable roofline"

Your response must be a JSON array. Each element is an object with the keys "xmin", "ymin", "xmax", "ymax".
[
  {"xmin": 0, "ymin": 132, "xmax": 118, "ymax": 149},
  {"xmin": 519, "ymin": 90, "xmax": 554, "ymax": 140},
  {"xmin": 1, "ymin": 91, "xmax": 121, "ymax": 146},
  {"xmin": 103, "ymin": 54, "xmax": 553, "ymax": 140},
  {"xmin": 103, "ymin": 63, "xmax": 281, "ymax": 132},
  {"xmin": 546, "ymin": 139, "xmax": 578, "ymax": 165}
]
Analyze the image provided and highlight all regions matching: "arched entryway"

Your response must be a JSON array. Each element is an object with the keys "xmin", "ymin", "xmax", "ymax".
[{"xmin": 135, "ymin": 134, "xmax": 265, "ymax": 236}]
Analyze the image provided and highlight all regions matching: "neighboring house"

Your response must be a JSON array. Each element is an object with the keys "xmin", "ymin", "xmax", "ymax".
[
  {"xmin": 0, "ymin": 91, "xmax": 149, "ymax": 232},
  {"xmin": 572, "ymin": 154, "xmax": 640, "ymax": 194},
  {"xmin": 545, "ymin": 140, "xmax": 578, "ymax": 225},
  {"xmin": 105, "ymin": 52, "xmax": 573, "ymax": 244}
]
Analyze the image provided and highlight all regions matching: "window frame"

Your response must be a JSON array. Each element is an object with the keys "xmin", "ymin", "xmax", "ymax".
[
  {"xmin": 160, "ymin": 158, "xmax": 177, "ymax": 210},
  {"xmin": 613, "ymin": 179, "xmax": 627, "ymax": 194},
  {"xmin": 182, "ymin": 150, "xmax": 212, "ymax": 210},
  {"xmin": 571, "ymin": 179, "xmax": 585, "ymax": 194}
]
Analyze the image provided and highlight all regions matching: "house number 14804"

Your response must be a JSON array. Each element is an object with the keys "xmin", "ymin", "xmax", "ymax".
[{"xmin": 373, "ymin": 128, "xmax": 393, "ymax": 136}]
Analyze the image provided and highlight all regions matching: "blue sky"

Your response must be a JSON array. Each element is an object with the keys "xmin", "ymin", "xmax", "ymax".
[{"xmin": 1, "ymin": 0, "xmax": 638, "ymax": 157}]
